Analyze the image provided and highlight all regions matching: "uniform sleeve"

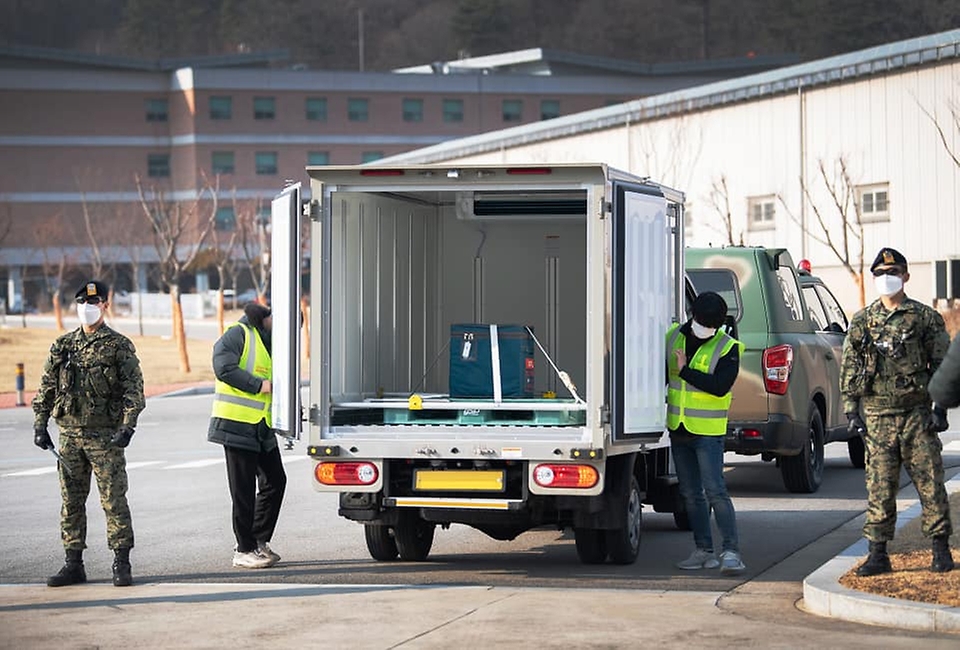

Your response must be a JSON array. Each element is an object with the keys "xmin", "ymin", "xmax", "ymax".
[
  {"xmin": 840, "ymin": 312, "xmax": 866, "ymax": 413},
  {"xmin": 212, "ymin": 325, "xmax": 263, "ymax": 394},
  {"xmin": 929, "ymin": 333, "xmax": 960, "ymax": 409},
  {"xmin": 32, "ymin": 336, "xmax": 66, "ymax": 428},
  {"xmin": 117, "ymin": 337, "xmax": 145, "ymax": 429},
  {"xmin": 923, "ymin": 308, "xmax": 950, "ymax": 375}
]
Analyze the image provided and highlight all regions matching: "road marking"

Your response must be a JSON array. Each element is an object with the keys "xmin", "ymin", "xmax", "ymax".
[
  {"xmin": 126, "ymin": 461, "xmax": 165, "ymax": 470},
  {"xmin": 3, "ymin": 466, "xmax": 58, "ymax": 477},
  {"xmin": 165, "ymin": 459, "xmax": 224, "ymax": 469},
  {"xmin": 282, "ymin": 455, "xmax": 309, "ymax": 465}
]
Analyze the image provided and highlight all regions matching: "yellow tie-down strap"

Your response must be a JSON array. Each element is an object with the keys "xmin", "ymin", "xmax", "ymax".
[{"xmin": 390, "ymin": 497, "xmax": 521, "ymax": 510}]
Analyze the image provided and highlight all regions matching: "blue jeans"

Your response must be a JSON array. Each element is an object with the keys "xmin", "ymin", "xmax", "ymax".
[{"xmin": 671, "ymin": 429, "xmax": 740, "ymax": 553}]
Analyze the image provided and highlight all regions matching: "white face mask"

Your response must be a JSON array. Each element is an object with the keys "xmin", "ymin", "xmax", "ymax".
[
  {"xmin": 77, "ymin": 303, "xmax": 103, "ymax": 327},
  {"xmin": 690, "ymin": 320, "xmax": 717, "ymax": 339},
  {"xmin": 874, "ymin": 274, "xmax": 904, "ymax": 297}
]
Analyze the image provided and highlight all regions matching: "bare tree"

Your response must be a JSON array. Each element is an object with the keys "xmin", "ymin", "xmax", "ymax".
[
  {"xmin": 236, "ymin": 197, "xmax": 271, "ymax": 304},
  {"xmin": 704, "ymin": 174, "xmax": 744, "ymax": 246},
  {"xmin": 204, "ymin": 192, "xmax": 241, "ymax": 335},
  {"xmin": 34, "ymin": 215, "xmax": 74, "ymax": 331},
  {"xmin": 778, "ymin": 156, "xmax": 866, "ymax": 306},
  {"xmin": 135, "ymin": 173, "xmax": 220, "ymax": 373}
]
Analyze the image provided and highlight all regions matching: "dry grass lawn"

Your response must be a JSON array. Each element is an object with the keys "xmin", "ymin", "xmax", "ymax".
[{"xmin": 0, "ymin": 326, "xmax": 217, "ymax": 394}]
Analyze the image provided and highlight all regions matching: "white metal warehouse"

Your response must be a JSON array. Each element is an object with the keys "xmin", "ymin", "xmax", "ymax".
[{"xmin": 384, "ymin": 30, "xmax": 960, "ymax": 312}]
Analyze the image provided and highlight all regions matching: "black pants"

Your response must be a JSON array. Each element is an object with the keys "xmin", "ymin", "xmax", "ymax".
[{"xmin": 223, "ymin": 445, "xmax": 287, "ymax": 553}]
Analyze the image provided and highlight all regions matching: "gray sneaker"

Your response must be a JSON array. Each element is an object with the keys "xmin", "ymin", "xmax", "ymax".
[
  {"xmin": 257, "ymin": 541, "xmax": 280, "ymax": 565},
  {"xmin": 676, "ymin": 549, "xmax": 720, "ymax": 570},
  {"xmin": 719, "ymin": 550, "xmax": 746, "ymax": 575},
  {"xmin": 232, "ymin": 550, "xmax": 273, "ymax": 569}
]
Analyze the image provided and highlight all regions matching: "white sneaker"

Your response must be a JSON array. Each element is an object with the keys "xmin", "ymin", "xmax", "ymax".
[
  {"xmin": 676, "ymin": 549, "xmax": 720, "ymax": 570},
  {"xmin": 257, "ymin": 541, "xmax": 281, "ymax": 565},
  {"xmin": 719, "ymin": 550, "xmax": 746, "ymax": 575},
  {"xmin": 232, "ymin": 550, "xmax": 273, "ymax": 569}
]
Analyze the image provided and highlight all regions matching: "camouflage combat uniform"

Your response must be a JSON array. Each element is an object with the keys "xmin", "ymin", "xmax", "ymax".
[
  {"xmin": 33, "ymin": 325, "xmax": 145, "ymax": 551},
  {"xmin": 840, "ymin": 297, "xmax": 952, "ymax": 542}
]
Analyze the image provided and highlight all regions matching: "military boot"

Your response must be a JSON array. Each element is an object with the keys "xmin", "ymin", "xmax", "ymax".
[
  {"xmin": 931, "ymin": 535, "xmax": 955, "ymax": 573},
  {"xmin": 112, "ymin": 547, "xmax": 133, "ymax": 587},
  {"xmin": 47, "ymin": 549, "xmax": 86, "ymax": 587},
  {"xmin": 855, "ymin": 541, "xmax": 892, "ymax": 577}
]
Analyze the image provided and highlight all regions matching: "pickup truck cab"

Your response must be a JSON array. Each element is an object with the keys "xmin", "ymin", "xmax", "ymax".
[{"xmin": 685, "ymin": 247, "xmax": 857, "ymax": 493}]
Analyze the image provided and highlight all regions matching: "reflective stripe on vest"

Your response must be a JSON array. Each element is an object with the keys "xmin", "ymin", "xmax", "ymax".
[
  {"xmin": 211, "ymin": 322, "xmax": 272, "ymax": 426},
  {"xmin": 665, "ymin": 322, "xmax": 743, "ymax": 436}
]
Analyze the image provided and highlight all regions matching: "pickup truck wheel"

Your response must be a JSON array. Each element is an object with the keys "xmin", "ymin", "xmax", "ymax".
[
  {"xmin": 394, "ymin": 511, "xmax": 435, "ymax": 561},
  {"xmin": 363, "ymin": 524, "xmax": 399, "ymax": 561},
  {"xmin": 847, "ymin": 435, "xmax": 866, "ymax": 469},
  {"xmin": 780, "ymin": 406, "xmax": 825, "ymax": 493},
  {"xmin": 574, "ymin": 528, "xmax": 608, "ymax": 564},
  {"xmin": 605, "ymin": 475, "xmax": 642, "ymax": 564}
]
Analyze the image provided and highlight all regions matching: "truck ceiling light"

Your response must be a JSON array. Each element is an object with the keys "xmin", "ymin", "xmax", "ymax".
[
  {"xmin": 316, "ymin": 461, "xmax": 379, "ymax": 486},
  {"xmin": 762, "ymin": 344, "xmax": 794, "ymax": 395},
  {"xmin": 533, "ymin": 463, "xmax": 599, "ymax": 489},
  {"xmin": 359, "ymin": 169, "xmax": 404, "ymax": 176},
  {"xmin": 506, "ymin": 167, "xmax": 552, "ymax": 175},
  {"xmin": 446, "ymin": 169, "xmax": 460, "ymax": 178}
]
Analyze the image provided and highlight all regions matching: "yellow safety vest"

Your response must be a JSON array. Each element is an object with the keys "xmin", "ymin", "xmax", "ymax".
[
  {"xmin": 666, "ymin": 322, "xmax": 743, "ymax": 436},
  {"xmin": 211, "ymin": 322, "xmax": 272, "ymax": 426}
]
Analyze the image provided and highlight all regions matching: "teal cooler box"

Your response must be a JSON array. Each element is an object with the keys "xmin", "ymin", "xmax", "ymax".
[{"xmin": 449, "ymin": 324, "xmax": 535, "ymax": 399}]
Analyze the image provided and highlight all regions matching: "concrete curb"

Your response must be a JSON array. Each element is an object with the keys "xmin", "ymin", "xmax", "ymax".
[{"xmin": 803, "ymin": 474, "xmax": 960, "ymax": 633}]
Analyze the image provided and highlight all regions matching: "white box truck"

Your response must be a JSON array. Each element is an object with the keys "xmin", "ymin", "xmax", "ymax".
[{"xmin": 270, "ymin": 163, "xmax": 690, "ymax": 565}]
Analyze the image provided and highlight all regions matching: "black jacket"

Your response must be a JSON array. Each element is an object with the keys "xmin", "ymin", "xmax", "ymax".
[
  {"xmin": 207, "ymin": 315, "xmax": 276, "ymax": 452},
  {"xmin": 929, "ymin": 332, "xmax": 960, "ymax": 410}
]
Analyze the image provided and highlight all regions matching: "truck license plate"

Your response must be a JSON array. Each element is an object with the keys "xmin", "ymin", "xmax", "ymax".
[{"xmin": 414, "ymin": 470, "xmax": 505, "ymax": 492}]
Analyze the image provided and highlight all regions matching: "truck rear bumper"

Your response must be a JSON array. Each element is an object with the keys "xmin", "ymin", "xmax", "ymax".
[{"xmin": 725, "ymin": 414, "xmax": 806, "ymax": 456}]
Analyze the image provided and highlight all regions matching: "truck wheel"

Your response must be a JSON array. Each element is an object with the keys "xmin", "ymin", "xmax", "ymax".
[
  {"xmin": 574, "ymin": 528, "xmax": 608, "ymax": 564},
  {"xmin": 363, "ymin": 524, "xmax": 398, "ymax": 561},
  {"xmin": 394, "ymin": 511, "xmax": 435, "ymax": 561},
  {"xmin": 847, "ymin": 435, "xmax": 865, "ymax": 469},
  {"xmin": 780, "ymin": 405, "xmax": 825, "ymax": 493},
  {"xmin": 605, "ymin": 475, "xmax": 642, "ymax": 564}
]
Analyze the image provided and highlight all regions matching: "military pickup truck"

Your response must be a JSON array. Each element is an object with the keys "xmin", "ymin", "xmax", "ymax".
[{"xmin": 685, "ymin": 247, "xmax": 858, "ymax": 493}]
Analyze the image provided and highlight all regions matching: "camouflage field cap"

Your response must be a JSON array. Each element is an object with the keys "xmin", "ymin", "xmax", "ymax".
[
  {"xmin": 74, "ymin": 280, "xmax": 110, "ymax": 301},
  {"xmin": 869, "ymin": 247, "xmax": 908, "ymax": 273}
]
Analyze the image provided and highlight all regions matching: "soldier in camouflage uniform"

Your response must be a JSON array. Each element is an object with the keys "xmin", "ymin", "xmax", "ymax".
[
  {"xmin": 32, "ymin": 280, "xmax": 145, "ymax": 587},
  {"xmin": 840, "ymin": 248, "xmax": 954, "ymax": 576}
]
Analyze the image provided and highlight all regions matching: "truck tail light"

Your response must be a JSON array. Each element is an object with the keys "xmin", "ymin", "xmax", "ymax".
[
  {"xmin": 315, "ymin": 461, "xmax": 379, "ymax": 486},
  {"xmin": 762, "ymin": 344, "xmax": 793, "ymax": 395},
  {"xmin": 532, "ymin": 464, "xmax": 599, "ymax": 489}
]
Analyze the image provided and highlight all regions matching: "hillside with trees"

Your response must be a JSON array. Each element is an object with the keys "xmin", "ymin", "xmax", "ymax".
[{"xmin": 1, "ymin": 0, "xmax": 957, "ymax": 70}]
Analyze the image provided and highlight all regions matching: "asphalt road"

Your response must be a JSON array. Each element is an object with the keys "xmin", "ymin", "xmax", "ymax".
[{"xmin": 3, "ymin": 392, "xmax": 959, "ymax": 594}]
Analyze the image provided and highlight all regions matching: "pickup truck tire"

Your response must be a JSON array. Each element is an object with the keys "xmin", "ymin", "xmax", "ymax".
[
  {"xmin": 605, "ymin": 475, "xmax": 643, "ymax": 564},
  {"xmin": 847, "ymin": 435, "xmax": 866, "ymax": 469},
  {"xmin": 364, "ymin": 524, "xmax": 399, "ymax": 561},
  {"xmin": 780, "ymin": 405, "xmax": 825, "ymax": 493},
  {"xmin": 394, "ymin": 511, "xmax": 435, "ymax": 561},
  {"xmin": 574, "ymin": 528, "xmax": 608, "ymax": 564}
]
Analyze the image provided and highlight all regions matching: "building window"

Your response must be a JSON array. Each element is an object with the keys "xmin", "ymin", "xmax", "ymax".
[
  {"xmin": 502, "ymin": 99, "xmax": 523, "ymax": 122},
  {"xmin": 348, "ymin": 98, "xmax": 369, "ymax": 122},
  {"xmin": 147, "ymin": 153, "xmax": 170, "ymax": 178},
  {"xmin": 307, "ymin": 151, "xmax": 330, "ymax": 166},
  {"xmin": 402, "ymin": 98, "xmax": 423, "ymax": 122},
  {"xmin": 442, "ymin": 98, "xmax": 464, "ymax": 123},
  {"xmin": 253, "ymin": 96, "xmax": 275, "ymax": 120},
  {"xmin": 145, "ymin": 98, "xmax": 168, "ymax": 122},
  {"xmin": 255, "ymin": 152, "xmax": 278, "ymax": 175},
  {"xmin": 215, "ymin": 207, "xmax": 236, "ymax": 231},
  {"xmin": 361, "ymin": 151, "xmax": 383, "ymax": 163},
  {"xmin": 305, "ymin": 97, "xmax": 327, "ymax": 121},
  {"xmin": 209, "ymin": 96, "xmax": 232, "ymax": 120},
  {"xmin": 747, "ymin": 196, "xmax": 776, "ymax": 231},
  {"xmin": 211, "ymin": 151, "xmax": 235, "ymax": 175},
  {"xmin": 540, "ymin": 99, "xmax": 560, "ymax": 120},
  {"xmin": 858, "ymin": 183, "xmax": 890, "ymax": 222}
]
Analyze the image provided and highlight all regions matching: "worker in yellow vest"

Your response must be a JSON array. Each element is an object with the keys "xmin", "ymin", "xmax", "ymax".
[
  {"xmin": 667, "ymin": 291, "xmax": 746, "ymax": 575},
  {"xmin": 208, "ymin": 302, "xmax": 287, "ymax": 569}
]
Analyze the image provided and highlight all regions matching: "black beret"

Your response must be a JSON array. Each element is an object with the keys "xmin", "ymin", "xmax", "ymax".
[
  {"xmin": 74, "ymin": 280, "xmax": 109, "ymax": 300},
  {"xmin": 691, "ymin": 291, "xmax": 728, "ymax": 329},
  {"xmin": 869, "ymin": 247, "xmax": 908, "ymax": 273},
  {"xmin": 243, "ymin": 302, "xmax": 272, "ymax": 327}
]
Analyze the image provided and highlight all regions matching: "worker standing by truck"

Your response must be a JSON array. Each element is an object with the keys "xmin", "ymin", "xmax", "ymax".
[{"xmin": 666, "ymin": 292, "xmax": 747, "ymax": 575}]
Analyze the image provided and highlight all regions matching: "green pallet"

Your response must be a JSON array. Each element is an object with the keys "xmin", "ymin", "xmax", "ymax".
[{"xmin": 383, "ymin": 404, "xmax": 585, "ymax": 427}]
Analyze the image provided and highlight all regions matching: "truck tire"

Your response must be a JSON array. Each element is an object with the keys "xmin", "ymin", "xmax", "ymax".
[
  {"xmin": 394, "ymin": 510, "xmax": 435, "ymax": 561},
  {"xmin": 847, "ymin": 435, "xmax": 865, "ymax": 469},
  {"xmin": 605, "ymin": 475, "xmax": 642, "ymax": 564},
  {"xmin": 363, "ymin": 524, "xmax": 399, "ymax": 561},
  {"xmin": 574, "ymin": 528, "xmax": 608, "ymax": 564},
  {"xmin": 780, "ymin": 405, "xmax": 825, "ymax": 493}
]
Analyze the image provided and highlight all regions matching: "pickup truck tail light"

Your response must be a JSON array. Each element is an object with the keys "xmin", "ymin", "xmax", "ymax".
[{"xmin": 762, "ymin": 344, "xmax": 794, "ymax": 395}]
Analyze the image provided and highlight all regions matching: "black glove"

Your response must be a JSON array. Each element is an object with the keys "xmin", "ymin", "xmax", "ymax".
[
  {"xmin": 928, "ymin": 406, "xmax": 949, "ymax": 433},
  {"xmin": 846, "ymin": 412, "xmax": 866, "ymax": 436},
  {"xmin": 33, "ymin": 427, "xmax": 54, "ymax": 450},
  {"xmin": 111, "ymin": 427, "xmax": 135, "ymax": 448}
]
